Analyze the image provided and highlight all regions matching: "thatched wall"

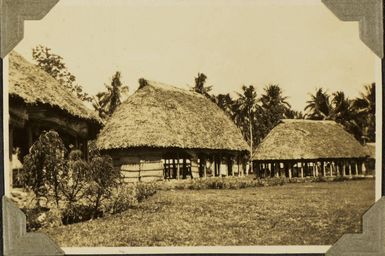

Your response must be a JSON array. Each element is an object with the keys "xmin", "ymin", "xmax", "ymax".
[
  {"xmin": 96, "ymin": 79, "xmax": 248, "ymax": 152},
  {"xmin": 252, "ymin": 119, "xmax": 368, "ymax": 161}
]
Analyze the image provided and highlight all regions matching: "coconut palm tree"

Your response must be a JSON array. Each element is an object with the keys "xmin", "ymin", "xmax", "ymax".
[
  {"xmin": 260, "ymin": 84, "xmax": 292, "ymax": 133},
  {"xmin": 260, "ymin": 84, "xmax": 291, "ymax": 110},
  {"xmin": 214, "ymin": 93, "xmax": 235, "ymax": 118},
  {"xmin": 93, "ymin": 71, "xmax": 129, "ymax": 119},
  {"xmin": 305, "ymin": 88, "xmax": 332, "ymax": 120},
  {"xmin": 331, "ymin": 91, "xmax": 352, "ymax": 122},
  {"xmin": 235, "ymin": 85, "xmax": 259, "ymax": 172},
  {"xmin": 352, "ymin": 83, "xmax": 375, "ymax": 142},
  {"xmin": 329, "ymin": 91, "xmax": 363, "ymax": 140}
]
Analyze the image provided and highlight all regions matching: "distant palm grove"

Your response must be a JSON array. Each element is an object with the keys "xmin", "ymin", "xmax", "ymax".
[{"xmin": 32, "ymin": 46, "xmax": 375, "ymax": 153}]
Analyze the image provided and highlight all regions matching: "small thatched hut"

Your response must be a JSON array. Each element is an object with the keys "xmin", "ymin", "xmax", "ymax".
[
  {"xmin": 252, "ymin": 119, "xmax": 369, "ymax": 178},
  {"xmin": 97, "ymin": 79, "xmax": 249, "ymax": 182},
  {"xmin": 8, "ymin": 51, "xmax": 102, "ymax": 187}
]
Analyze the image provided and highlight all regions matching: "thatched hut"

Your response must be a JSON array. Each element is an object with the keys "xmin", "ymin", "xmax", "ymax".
[
  {"xmin": 8, "ymin": 51, "xmax": 102, "ymax": 187},
  {"xmin": 252, "ymin": 119, "xmax": 369, "ymax": 178},
  {"xmin": 97, "ymin": 79, "xmax": 249, "ymax": 182},
  {"xmin": 364, "ymin": 142, "xmax": 375, "ymax": 176}
]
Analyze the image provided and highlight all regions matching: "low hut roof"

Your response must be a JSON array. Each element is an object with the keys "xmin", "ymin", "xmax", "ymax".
[
  {"xmin": 8, "ymin": 51, "xmax": 101, "ymax": 123},
  {"xmin": 96, "ymin": 79, "xmax": 248, "ymax": 152},
  {"xmin": 252, "ymin": 119, "xmax": 368, "ymax": 161}
]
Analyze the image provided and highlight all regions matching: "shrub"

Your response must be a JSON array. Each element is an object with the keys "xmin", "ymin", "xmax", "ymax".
[
  {"xmin": 22, "ymin": 130, "xmax": 66, "ymax": 207},
  {"xmin": 61, "ymin": 203, "xmax": 95, "ymax": 225},
  {"xmin": 59, "ymin": 150, "xmax": 90, "ymax": 220},
  {"xmin": 21, "ymin": 205, "xmax": 62, "ymax": 231},
  {"xmin": 136, "ymin": 182, "xmax": 157, "ymax": 202},
  {"xmin": 21, "ymin": 130, "xmax": 124, "ymax": 228},
  {"xmin": 104, "ymin": 184, "xmax": 139, "ymax": 215},
  {"xmin": 22, "ymin": 207, "xmax": 48, "ymax": 231},
  {"xmin": 86, "ymin": 154, "xmax": 121, "ymax": 218},
  {"xmin": 102, "ymin": 182, "xmax": 157, "ymax": 215}
]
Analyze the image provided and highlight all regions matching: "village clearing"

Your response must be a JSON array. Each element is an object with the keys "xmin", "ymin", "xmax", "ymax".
[{"xmin": 44, "ymin": 179, "xmax": 374, "ymax": 246}]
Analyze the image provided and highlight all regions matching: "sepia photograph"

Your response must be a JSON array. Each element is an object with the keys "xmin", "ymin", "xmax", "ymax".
[{"xmin": 2, "ymin": 0, "xmax": 383, "ymax": 254}]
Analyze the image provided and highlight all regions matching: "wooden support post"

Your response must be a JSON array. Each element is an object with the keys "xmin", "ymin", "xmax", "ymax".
[
  {"xmin": 334, "ymin": 161, "xmax": 338, "ymax": 176},
  {"xmin": 171, "ymin": 158, "xmax": 175, "ymax": 179},
  {"xmin": 348, "ymin": 161, "xmax": 352, "ymax": 176},
  {"xmin": 176, "ymin": 155, "xmax": 180, "ymax": 180},
  {"xmin": 342, "ymin": 161, "xmax": 346, "ymax": 176},
  {"xmin": 311, "ymin": 163, "xmax": 315, "ymax": 177},
  {"xmin": 313, "ymin": 162, "xmax": 316, "ymax": 177},
  {"xmin": 262, "ymin": 163, "xmax": 265, "ymax": 178},
  {"xmin": 275, "ymin": 162, "xmax": 279, "ymax": 178},
  {"xmin": 182, "ymin": 158, "xmax": 187, "ymax": 179},
  {"xmin": 288, "ymin": 163, "xmax": 292, "ymax": 179},
  {"xmin": 214, "ymin": 157, "xmax": 217, "ymax": 176},
  {"xmin": 355, "ymin": 161, "xmax": 358, "ymax": 176},
  {"xmin": 203, "ymin": 159, "xmax": 207, "ymax": 178},
  {"xmin": 227, "ymin": 156, "xmax": 231, "ymax": 176},
  {"xmin": 330, "ymin": 162, "xmax": 334, "ymax": 177},
  {"xmin": 361, "ymin": 161, "xmax": 366, "ymax": 176},
  {"xmin": 301, "ymin": 162, "xmax": 304, "ymax": 178}
]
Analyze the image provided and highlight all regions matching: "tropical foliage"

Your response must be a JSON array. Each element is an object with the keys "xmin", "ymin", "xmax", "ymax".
[
  {"xmin": 207, "ymin": 78, "xmax": 375, "ymax": 148},
  {"xmin": 32, "ymin": 45, "xmax": 92, "ymax": 102},
  {"xmin": 211, "ymin": 82, "xmax": 295, "ymax": 152},
  {"xmin": 93, "ymin": 71, "xmax": 129, "ymax": 119},
  {"xmin": 305, "ymin": 83, "xmax": 375, "ymax": 143},
  {"xmin": 22, "ymin": 130, "xmax": 123, "ymax": 226},
  {"xmin": 22, "ymin": 130, "xmax": 66, "ymax": 207}
]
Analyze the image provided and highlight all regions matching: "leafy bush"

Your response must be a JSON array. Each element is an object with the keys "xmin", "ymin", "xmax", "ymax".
[
  {"xmin": 22, "ymin": 207, "xmax": 48, "ymax": 231},
  {"xmin": 22, "ymin": 130, "xmax": 66, "ymax": 207},
  {"xmin": 59, "ymin": 150, "xmax": 90, "ymax": 220},
  {"xmin": 21, "ymin": 130, "xmax": 125, "ymax": 228},
  {"xmin": 105, "ymin": 184, "xmax": 139, "ymax": 214},
  {"xmin": 61, "ymin": 203, "xmax": 95, "ymax": 225},
  {"xmin": 102, "ymin": 182, "xmax": 157, "ymax": 215},
  {"xmin": 136, "ymin": 182, "xmax": 157, "ymax": 202},
  {"xmin": 87, "ymin": 154, "xmax": 121, "ymax": 218}
]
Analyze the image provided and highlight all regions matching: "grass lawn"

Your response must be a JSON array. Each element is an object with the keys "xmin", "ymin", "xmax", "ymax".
[{"xmin": 43, "ymin": 179, "xmax": 375, "ymax": 246}]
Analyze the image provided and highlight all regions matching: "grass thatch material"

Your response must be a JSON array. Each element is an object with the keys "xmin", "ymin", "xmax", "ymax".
[
  {"xmin": 9, "ymin": 51, "xmax": 100, "ymax": 122},
  {"xmin": 97, "ymin": 80, "xmax": 248, "ymax": 151},
  {"xmin": 252, "ymin": 119, "xmax": 368, "ymax": 161}
]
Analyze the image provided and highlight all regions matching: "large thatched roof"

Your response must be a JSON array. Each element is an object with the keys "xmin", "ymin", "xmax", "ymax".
[
  {"xmin": 97, "ymin": 79, "xmax": 248, "ymax": 152},
  {"xmin": 252, "ymin": 119, "xmax": 368, "ymax": 161},
  {"xmin": 8, "ymin": 51, "xmax": 101, "ymax": 123}
]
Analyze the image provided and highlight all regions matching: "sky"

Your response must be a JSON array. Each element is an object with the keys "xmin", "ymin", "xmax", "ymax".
[{"xmin": 14, "ymin": 0, "xmax": 378, "ymax": 112}]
